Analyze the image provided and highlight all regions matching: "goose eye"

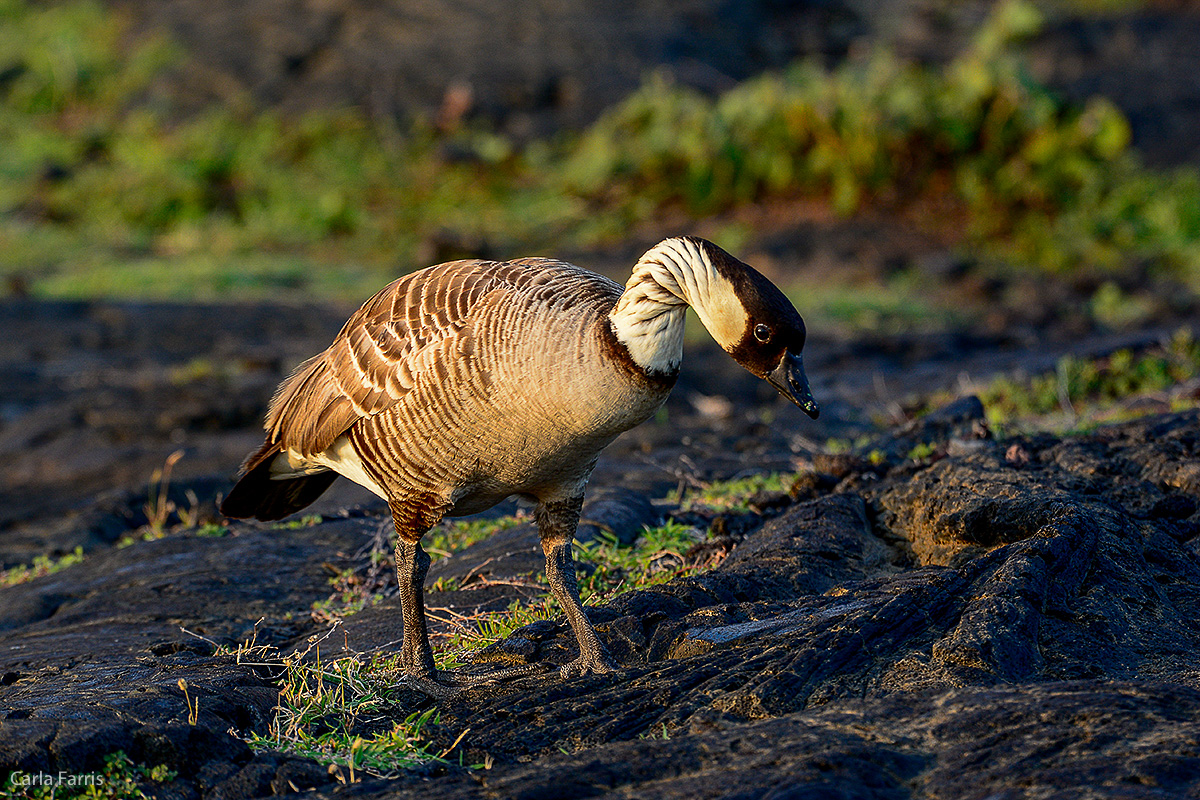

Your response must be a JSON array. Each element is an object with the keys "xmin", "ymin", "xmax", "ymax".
[{"xmin": 753, "ymin": 324, "xmax": 771, "ymax": 343}]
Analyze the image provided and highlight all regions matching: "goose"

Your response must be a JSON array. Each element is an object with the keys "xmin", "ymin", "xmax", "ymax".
[{"xmin": 220, "ymin": 236, "xmax": 819, "ymax": 688}]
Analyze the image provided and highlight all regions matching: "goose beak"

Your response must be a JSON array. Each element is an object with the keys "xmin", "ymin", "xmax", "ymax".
[{"xmin": 767, "ymin": 351, "xmax": 819, "ymax": 419}]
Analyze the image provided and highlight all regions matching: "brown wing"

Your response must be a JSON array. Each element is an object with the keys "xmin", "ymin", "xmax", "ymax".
[{"xmin": 264, "ymin": 259, "xmax": 520, "ymax": 457}]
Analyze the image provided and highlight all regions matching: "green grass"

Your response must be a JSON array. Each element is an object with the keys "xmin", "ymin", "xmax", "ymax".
[
  {"xmin": 425, "ymin": 514, "xmax": 523, "ymax": 560},
  {"xmin": 311, "ymin": 538, "xmax": 394, "ymax": 623},
  {"xmin": 905, "ymin": 442, "xmax": 939, "ymax": 462},
  {"xmin": 435, "ymin": 599, "xmax": 562, "ymax": 670},
  {"xmin": 297, "ymin": 513, "xmax": 712, "ymax": 666},
  {"xmin": 678, "ymin": 473, "xmax": 796, "ymax": 512},
  {"xmin": 25, "ymin": 251, "xmax": 388, "ymax": 303},
  {"xmin": 271, "ymin": 514, "xmax": 324, "ymax": 530},
  {"xmin": 0, "ymin": 546, "xmax": 84, "ymax": 587},
  {"xmin": 972, "ymin": 327, "xmax": 1200, "ymax": 432},
  {"xmin": 639, "ymin": 723, "xmax": 672, "ymax": 741},
  {"xmin": 791, "ymin": 274, "xmax": 966, "ymax": 336},
  {"xmin": 235, "ymin": 647, "xmax": 466, "ymax": 779},
  {"xmin": 2, "ymin": 0, "xmax": 1200, "ymax": 304},
  {"xmin": 310, "ymin": 568, "xmax": 389, "ymax": 623},
  {"xmin": 432, "ymin": 520, "xmax": 710, "ymax": 667},
  {"xmin": 428, "ymin": 519, "xmax": 710, "ymax": 661},
  {"xmin": 310, "ymin": 568, "xmax": 387, "ymax": 623},
  {"xmin": 235, "ymin": 484, "xmax": 811, "ymax": 775},
  {"xmin": 305, "ymin": 514, "xmax": 526, "ymax": 622},
  {"xmin": 431, "ymin": 518, "xmax": 710, "ymax": 610},
  {"xmin": 575, "ymin": 521, "xmax": 708, "ymax": 600}
]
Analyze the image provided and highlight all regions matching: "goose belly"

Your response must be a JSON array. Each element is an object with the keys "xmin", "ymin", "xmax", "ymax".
[
  {"xmin": 451, "ymin": 369, "xmax": 670, "ymax": 512},
  {"xmin": 343, "ymin": 356, "xmax": 670, "ymax": 515}
]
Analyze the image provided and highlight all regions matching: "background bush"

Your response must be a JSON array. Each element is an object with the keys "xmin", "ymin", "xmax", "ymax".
[{"xmin": 2, "ymin": 0, "xmax": 1199, "ymax": 299}]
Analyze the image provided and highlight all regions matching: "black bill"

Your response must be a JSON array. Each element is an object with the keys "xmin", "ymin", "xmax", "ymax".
[{"xmin": 767, "ymin": 351, "xmax": 819, "ymax": 419}]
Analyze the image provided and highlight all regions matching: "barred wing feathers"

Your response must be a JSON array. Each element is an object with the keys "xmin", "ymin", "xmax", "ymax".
[{"xmin": 264, "ymin": 260, "xmax": 507, "ymax": 457}]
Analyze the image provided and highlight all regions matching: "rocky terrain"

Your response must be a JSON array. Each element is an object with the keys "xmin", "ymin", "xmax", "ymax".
[{"xmin": 1, "ymin": 288, "xmax": 1199, "ymax": 797}]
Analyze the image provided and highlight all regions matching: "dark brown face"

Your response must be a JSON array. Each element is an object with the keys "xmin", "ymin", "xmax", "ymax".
[
  {"xmin": 692, "ymin": 238, "xmax": 819, "ymax": 418},
  {"xmin": 724, "ymin": 273, "xmax": 807, "ymax": 379}
]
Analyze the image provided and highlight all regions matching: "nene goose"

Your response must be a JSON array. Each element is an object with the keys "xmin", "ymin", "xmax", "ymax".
[{"xmin": 221, "ymin": 236, "xmax": 818, "ymax": 688}]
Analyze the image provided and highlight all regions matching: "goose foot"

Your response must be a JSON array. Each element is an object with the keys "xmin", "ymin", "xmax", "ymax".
[
  {"xmin": 392, "ymin": 663, "xmax": 547, "ymax": 699},
  {"xmin": 443, "ymin": 662, "xmax": 548, "ymax": 685},
  {"xmin": 559, "ymin": 651, "xmax": 615, "ymax": 680}
]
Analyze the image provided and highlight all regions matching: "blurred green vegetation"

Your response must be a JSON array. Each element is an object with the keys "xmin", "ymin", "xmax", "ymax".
[
  {"xmin": 0, "ymin": 545, "xmax": 83, "ymax": 586},
  {"xmin": 0, "ymin": 0, "xmax": 587, "ymax": 299},
  {"xmin": 978, "ymin": 327, "xmax": 1200, "ymax": 432},
  {"xmin": 1, "ymin": 0, "xmax": 1199, "ymax": 301},
  {"xmin": 568, "ymin": 1, "xmax": 1200, "ymax": 281}
]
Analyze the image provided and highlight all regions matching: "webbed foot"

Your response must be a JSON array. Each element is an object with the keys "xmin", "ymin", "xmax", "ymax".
[
  {"xmin": 392, "ymin": 671, "xmax": 460, "ymax": 700},
  {"xmin": 559, "ymin": 651, "xmax": 615, "ymax": 680},
  {"xmin": 393, "ymin": 663, "xmax": 547, "ymax": 699}
]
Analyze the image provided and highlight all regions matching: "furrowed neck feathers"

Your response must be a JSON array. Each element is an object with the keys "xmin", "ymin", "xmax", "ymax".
[{"xmin": 608, "ymin": 238, "xmax": 748, "ymax": 375}]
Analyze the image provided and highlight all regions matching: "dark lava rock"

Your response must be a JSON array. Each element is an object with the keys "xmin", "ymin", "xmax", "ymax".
[
  {"xmin": 320, "ymin": 682, "xmax": 1200, "ymax": 800},
  {"xmin": 330, "ymin": 410, "xmax": 1200, "ymax": 797},
  {"xmin": 4, "ymin": 410, "xmax": 1200, "ymax": 798},
  {"xmin": 0, "ymin": 298, "xmax": 369, "ymax": 568},
  {"xmin": 0, "ymin": 516, "xmax": 385, "ymax": 795},
  {"xmin": 576, "ymin": 487, "xmax": 661, "ymax": 545}
]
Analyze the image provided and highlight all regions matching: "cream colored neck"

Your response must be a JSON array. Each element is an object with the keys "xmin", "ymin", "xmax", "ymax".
[{"xmin": 608, "ymin": 238, "xmax": 747, "ymax": 374}]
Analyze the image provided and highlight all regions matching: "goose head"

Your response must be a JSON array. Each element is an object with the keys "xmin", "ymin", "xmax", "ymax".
[{"xmin": 690, "ymin": 239, "xmax": 820, "ymax": 419}]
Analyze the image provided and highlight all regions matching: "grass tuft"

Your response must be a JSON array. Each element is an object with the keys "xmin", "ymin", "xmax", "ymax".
[
  {"xmin": 0, "ymin": 546, "xmax": 84, "ymax": 587},
  {"xmin": 434, "ymin": 599, "xmax": 561, "ymax": 670},
  {"xmin": 678, "ymin": 473, "xmax": 795, "ymax": 512},
  {"xmin": 243, "ymin": 652, "xmax": 447, "ymax": 779},
  {"xmin": 966, "ymin": 327, "xmax": 1200, "ymax": 433},
  {"xmin": 219, "ymin": 631, "xmax": 475, "ymax": 780},
  {"xmin": 575, "ymin": 522, "xmax": 710, "ymax": 601}
]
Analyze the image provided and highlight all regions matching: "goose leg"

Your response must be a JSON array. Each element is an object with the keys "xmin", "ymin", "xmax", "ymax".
[
  {"xmin": 394, "ymin": 537, "xmax": 438, "ymax": 681},
  {"xmin": 387, "ymin": 497, "xmax": 451, "ymax": 694},
  {"xmin": 392, "ymin": 504, "xmax": 542, "ymax": 695},
  {"xmin": 537, "ymin": 496, "xmax": 614, "ymax": 678}
]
